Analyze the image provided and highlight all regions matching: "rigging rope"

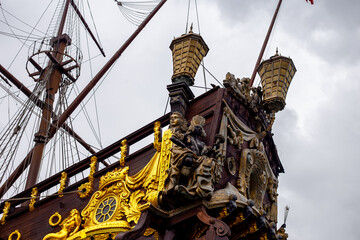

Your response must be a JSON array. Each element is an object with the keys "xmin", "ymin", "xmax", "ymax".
[
  {"xmin": 2, "ymin": 0, "xmax": 55, "ymax": 69},
  {"xmin": 115, "ymin": 0, "xmax": 160, "ymax": 26}
]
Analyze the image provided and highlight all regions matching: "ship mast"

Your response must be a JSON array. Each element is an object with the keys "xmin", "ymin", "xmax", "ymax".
[
  {"xmin": 0, "ymin": 0, "xmax": 168, "ymax": 197},
  {"xmin": 25, "ymin": 0, "xmax": 73, "ymax": 189},
  {"xmin": 250, "ymin": 0, "xmax": 283, "ymax": 86}
]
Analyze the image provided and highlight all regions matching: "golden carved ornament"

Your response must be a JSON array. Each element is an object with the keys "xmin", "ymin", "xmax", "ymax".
[
  {"xmin": 43, "ymin": 209, "xmax": 81, "ymax": 240},
  {"xmin": 78, "ymin": 156, "xmax": 97, "ymax": 198},
  {"xmin": 143, "ymin": 228, "xmax": 159, "ymax": 240},
  {"xmin": 49, "ymin": 212, "xmax": 62, "ymax": 226},
  {"xmin": 260, "ymin": 232, "xmax": 268, "ymax": 240},
  {"xmin": 29, "ymin": 187, "xmax": 38, "ymax": 211},
  {"xmin": 239, "ymin": 221, "xmax": 258, "ymax": 238},
  {"xmin": 120, "ymin": 139, "xmax": 128, "ymax": 167},
  {"xmin": 0, "ymin": 201, "xmax": 10, "ymax": 225},
  {"xmin": 153, "ymin": 121, "xmax": 162, "ymax": 152},
  {"xmin": 277, "ymin": 227, "xmax": 288, "ymax": 240},
  {"xmin": 42, "ymin": 129, "xmax": 173, "ymax": 239},
  {"xmin": 58, "ymin": 172, "xmax": 67, "ymax": 197},
  {"xmin": 8, "ymin": 230, "xmax": 21, "ymax": 240},
  {"xmin": 229, "ymin": 212, "xmax": 245, "ymax": 228},
  {"xmin": 218, "ymin": 207, "xmax": 229, "ymax": 220},
  {"xmin": 99, "ymin": 167, "xmax": 129, "ymax": 191}
]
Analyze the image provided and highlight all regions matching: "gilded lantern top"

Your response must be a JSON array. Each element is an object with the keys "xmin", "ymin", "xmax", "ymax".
[{"xmin": 170, "ymin": 27, "xmax": 209, "ymax": 86}]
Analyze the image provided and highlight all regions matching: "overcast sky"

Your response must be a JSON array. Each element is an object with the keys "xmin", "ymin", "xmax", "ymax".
[{"xmin": 1, "ymin": 0, "xmax": 359, "ymax": 239}]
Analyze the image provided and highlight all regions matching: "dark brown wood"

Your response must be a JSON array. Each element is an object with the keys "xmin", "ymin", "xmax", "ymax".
[
  {"xmin": 196, "ymin": 206, "xmax": 230, "ymax": 239},
  {"xmin": 26, "ymin": 36, "xmax": 71, "ymax": 189}
]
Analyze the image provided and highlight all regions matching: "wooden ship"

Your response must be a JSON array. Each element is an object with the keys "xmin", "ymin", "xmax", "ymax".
[{"xmin": 0, "ymin": 0, "xmax": 296, "ymax": 239}]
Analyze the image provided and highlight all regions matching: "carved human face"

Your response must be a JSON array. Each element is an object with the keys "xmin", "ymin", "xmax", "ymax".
[
  {"xmin": 170, "ymin": 113, "xmax": 181, "ymax": 127},
  {"xmin": 193, "ymin": 125, "xmax": 203, "ymax": 136}
]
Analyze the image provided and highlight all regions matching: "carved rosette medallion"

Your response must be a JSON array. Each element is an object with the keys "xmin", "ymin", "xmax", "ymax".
[{"xmin": 95, "ymin": 196, "xmax": 117, "ymax": 223}]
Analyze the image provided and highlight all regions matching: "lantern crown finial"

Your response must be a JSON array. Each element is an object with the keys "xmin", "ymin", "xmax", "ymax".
[{"xmin": 189, "ymin": 23, "xmax": 193, "ymax": 33}]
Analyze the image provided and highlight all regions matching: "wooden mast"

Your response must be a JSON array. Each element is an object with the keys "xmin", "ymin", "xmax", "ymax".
[
  {"xmin": 250, "ymin": 0, "xmax": 283, "ymax": 86},
  {"xmin": 25, "ymin": 0, "xmax": 72, "ymax": 189},
  {"xmin": 0, "ymin": 0, "xmax": 167, "ymax": 198}
]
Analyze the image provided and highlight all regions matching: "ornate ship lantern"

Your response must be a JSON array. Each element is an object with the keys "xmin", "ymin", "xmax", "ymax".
[
  {"xmin": 257, "ymin": 50, "xmax": 296, "ymax": 113},
  {"xmin": 170, "ymin": 27, "xmax": 209, "ymax": 86}
]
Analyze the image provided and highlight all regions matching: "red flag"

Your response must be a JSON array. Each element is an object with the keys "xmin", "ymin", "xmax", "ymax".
[{"xmin": 306, "ymin": 0, "xmax": 314, "ymax": 4}]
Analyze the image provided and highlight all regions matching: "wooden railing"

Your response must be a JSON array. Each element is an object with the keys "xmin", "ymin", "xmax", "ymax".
[{"xmin": 0, "ymin": 113, "xmax": 170, "ymax": 214}]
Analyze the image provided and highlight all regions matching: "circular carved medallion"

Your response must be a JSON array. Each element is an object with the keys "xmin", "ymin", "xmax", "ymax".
[{"xmin": 95, "ymin": 196, "xmax": 117, "ymax": 223}]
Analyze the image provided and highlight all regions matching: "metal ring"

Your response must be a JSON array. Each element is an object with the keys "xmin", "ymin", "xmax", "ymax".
[
  {"xmin": 49, "ymin": 212, "xmax": 62, "ymax": 226},
  {"xmin": 8, "ymin": 230, "xmax": 21, "ymax": 240}
]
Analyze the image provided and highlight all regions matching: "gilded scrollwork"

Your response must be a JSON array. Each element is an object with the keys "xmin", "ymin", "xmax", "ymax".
[
  {"xmin": 123, "ymin": 190, "xmax": 146, "ymax": 224},
  {"xmin": 153, "ymin": 121, "xmax": 162, "ymax": 152},
  {"xmin": 0, "ymin": 201, "xmax": 10, "ymax": 225},
  {"xmin": 58, "ymin": 172, "xmax": 67, "ymax": 197},
  {"xmin": 78, "ymin": 156, "xmax": 97, "ymax": 199},
  {"xmin": 29, "ymin": 187, "xmax": 38, "ymax": 212},
  {"xmin": 42, "ymin": 114, "xmax": 179, "ymax": 239},
  {"xmin": 228, "ymin": 212, "xmax": 245, "ymax": 228},
  {"xmin": 120, "ymin": 139, "xmax": 128, "ymax": 167},
  {"xmin": 43, "ymin": 209, "xmax": 81, "ymax": 240},
  {"xmin": 143, "ymin": 228, "xmax": 159, "ymax": 240}
]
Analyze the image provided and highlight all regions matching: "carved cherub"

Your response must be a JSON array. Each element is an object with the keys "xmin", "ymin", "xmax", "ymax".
[{"xmin": 43, "ymin": 209, "xmax": 81, "ymax": 240}]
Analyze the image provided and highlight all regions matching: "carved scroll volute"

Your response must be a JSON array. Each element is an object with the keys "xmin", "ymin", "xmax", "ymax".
[
  {"xmin": 29, "ymin": 187, "xmax": 38, "ymax": 211},
  {"xmin": 120, "ymin": 139, "xmax": 128, "ymax": 167},
  {"xmin": 0, "ymin": 201, "xmax": 10, "ymax": 225},
  {"xmin": 237, "ymin": 149, "xmax": 270, "ymax": 209},
  {"xmin": 78, "ymin": 156, "xmax": 97, "ymax": 198},
  {"xmin": 237, "ymin": 150, "xmax": 251, "ymax": 195},
  {"xmin": 58, "ymin": 172, "xmax": 67, "ymax": 197},
  {"xmin": 153, "ymin": 121, "xmax": 162, "ymax": 152}
]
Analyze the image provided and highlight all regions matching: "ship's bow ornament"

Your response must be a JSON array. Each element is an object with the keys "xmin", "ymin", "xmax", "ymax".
[{"xmin": 160, "ymin": 114, "xmax": 224, "ymax": 209}]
